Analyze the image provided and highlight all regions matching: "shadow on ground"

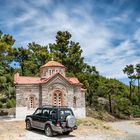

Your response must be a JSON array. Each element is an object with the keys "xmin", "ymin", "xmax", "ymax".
[{"xmin": 29, "ymin": 128, "xmax": 76, "ymax": 138}]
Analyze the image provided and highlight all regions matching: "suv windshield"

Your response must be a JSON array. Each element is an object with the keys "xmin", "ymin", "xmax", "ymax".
[{"xmin": 59, "ymin": 109, "xmax": 73, "ymax": 120}]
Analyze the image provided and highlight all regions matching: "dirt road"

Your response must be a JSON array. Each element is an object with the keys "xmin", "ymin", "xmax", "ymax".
[
  {"xmin": 109, "ymin": 120, "xmax": 140, "ymax": 140},
  {"xmin": 2, "ymin": 119, "xmax": 140, "ymax": 140},
  {"xmin": 0, "ymin": 119, "xmax": 119, "ymax": 140}
]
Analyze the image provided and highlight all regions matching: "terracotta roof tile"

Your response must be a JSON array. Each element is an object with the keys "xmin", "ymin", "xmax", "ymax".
[
  {"xmin": 14, "ymin": 72, "xmax": 82, "ymax": 86},
  {"xmin": 41, "ymin": 60, "xmax": 65, "ymax": 68},
  {"xmin": 14, "ymin": 73, "xmax": 41, "ymax": 84},
  {"xmin": 67, "ymin": 77, "xmax": 80, "ymax": 84}
]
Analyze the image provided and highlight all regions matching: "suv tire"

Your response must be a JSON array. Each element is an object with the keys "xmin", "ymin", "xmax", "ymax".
[
  {"xmin": 66, "ymin": 115, "xmax": 76, "ymax": 128},
  {"xmin": 45, "ymin": 125, "xmax": 53, "ymax": 137},
  {"xmin": 63, "ymin": 131, "xmax": 70, "ymax": 135},
  {"xmin": 26, "ymin": 120, "xmax": 32, "ymax": 130}
]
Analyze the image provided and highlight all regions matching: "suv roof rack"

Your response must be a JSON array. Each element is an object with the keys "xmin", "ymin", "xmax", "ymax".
[{"xmin": 42, "ymin": 105, "xmax": 69, "ymax": 108}]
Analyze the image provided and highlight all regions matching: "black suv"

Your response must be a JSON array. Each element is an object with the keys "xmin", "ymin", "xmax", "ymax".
[{"xmin": 25, "ymin": 106, "xmax": 77, "ymax": 136}]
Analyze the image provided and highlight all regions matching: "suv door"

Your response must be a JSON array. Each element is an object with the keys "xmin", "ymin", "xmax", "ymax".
[
  {"xmin": 32, "ymin": 108, "xmax": 42, "ymax": 128},
  {"xmin": 49, "ymin": 109, "xmax": 57, "ymax": 126},
  {"xmin": 38, "ymin": 108, "xmax": 50, "ymax": 129}
]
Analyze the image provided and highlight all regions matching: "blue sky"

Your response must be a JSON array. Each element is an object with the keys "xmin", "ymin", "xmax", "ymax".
[{"xmin": 0, "ymin": 0, "xmax": 140, "ymax": 84}]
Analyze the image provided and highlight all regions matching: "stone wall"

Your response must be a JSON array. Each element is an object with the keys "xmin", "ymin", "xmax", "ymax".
[
  {"xmin": 16, "ymin": 84, "xmax": 39, "ymax": 107},
  {"xmin": 16, "ymin": 84, "xmax": 39, "ymax": 118},
  {"xmin": 15, "ymin": 77, "xmax": 86, "ymax": 118}
]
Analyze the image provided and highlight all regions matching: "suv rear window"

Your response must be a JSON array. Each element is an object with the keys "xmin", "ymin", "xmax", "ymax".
[{"xmin": 59, "ymin": 109, "xmax": 73, "ymax": 120}]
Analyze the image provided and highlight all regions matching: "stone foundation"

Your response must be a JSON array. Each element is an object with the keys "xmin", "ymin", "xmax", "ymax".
[
  {"xmin": 72, "ymin": 107, "xmax": 86, "ymax": 118},
  {"xmin": 16, "ymin": 107, "xmax": 36, "ymax": 119}
]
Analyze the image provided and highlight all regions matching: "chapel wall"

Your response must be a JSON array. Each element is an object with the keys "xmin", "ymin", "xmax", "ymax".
[{"xmin": 16, "ymin": 84, "xmax": 39, "ymax": 108}]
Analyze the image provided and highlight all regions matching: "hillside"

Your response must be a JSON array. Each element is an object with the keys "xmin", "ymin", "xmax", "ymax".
[{"xmin": 0, "ymin": 30, "xmax": 140, "ymax": 119}]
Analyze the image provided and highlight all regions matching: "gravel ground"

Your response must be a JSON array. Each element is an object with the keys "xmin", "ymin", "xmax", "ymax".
[
  {"xmin": 17, "ymin": 130, "xmax": 126, "ymax": 140},
  {"xmin": 0, "ymin": 118, "xmax": 118, "ymax": 140},
  {"xmin": 109, "ymin": 120, "xmax": 140, "ymax": 134},
  {"xmin": 17, "ymin": 130, "xmax": 105, "ymax": 140},
  {"xmin": 109, "ymin": 120, "xmax": 140, "ymax": 140},
  {"xmin": 3, "ymin": 118, "xmax": 140, "ymax": 140}
]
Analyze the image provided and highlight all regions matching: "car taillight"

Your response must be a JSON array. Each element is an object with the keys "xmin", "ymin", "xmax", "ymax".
[{"xmin": 56, "ymin": 121, "xmax": 61, "ymax": 127}]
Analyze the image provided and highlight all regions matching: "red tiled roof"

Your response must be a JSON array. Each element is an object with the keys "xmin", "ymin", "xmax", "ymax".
[
  {"xmin": 14, "ymin": 73, "xmax": 41, "ymax": 84},
  {"xmin": 14, "ymin": 72, "xmax": 82, "ymax": 86},
  {"xmin": 40, "ymin": 73, "xmax": 82, "ymax": 85},
  {"xmin": 41, "ymin": 60, "xmax": 65, "ymax": 68},
  {"xmin": 67, "ymin": 77, "xmax": 81, "ymax": 85}
]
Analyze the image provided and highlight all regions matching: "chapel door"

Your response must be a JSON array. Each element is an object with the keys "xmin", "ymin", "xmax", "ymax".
[{"xmin": 53, "ymin": 90, "xmax": 63, "ymax": 106}]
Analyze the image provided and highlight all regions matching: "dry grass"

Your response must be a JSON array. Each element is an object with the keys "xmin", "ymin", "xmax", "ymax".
[
  {"xmin": 0, "ymin": 117, "xmax": 125, "ymax": 139},
  {"xmin": 0, "ymin": 120, "xmax": 26, "ymax": 140},
  {"xmin": 73, "ymin": 117, "xmax": 124, "ymax": 136}
]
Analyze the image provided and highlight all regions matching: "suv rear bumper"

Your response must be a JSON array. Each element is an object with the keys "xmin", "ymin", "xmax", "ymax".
[{"xmin": 52, "ymin": 125, "xmax": 77, "ymax": 134}]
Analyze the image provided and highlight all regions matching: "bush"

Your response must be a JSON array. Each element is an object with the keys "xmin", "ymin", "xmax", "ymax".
[
  {"xmin": 0, "ymin": 102, "xmax": 3, "ymax": 108},
  {"xmin": 10, "ymin": 98, "xmax": 16, "ymax": 107},
  {"xmin": 6, "ymin": 98, "xmax": 16, "ymax": 108},
  {"xmin": 6, "ymin": 100, "xmax": 12, "ymax": 108},
  {"xmin": 0, "ymin": 97, "xmax": 7, "ymax": 103},
  {"xmin": 129, "ymin": 105, "xmax": 140, "ymax": 117},
  {"xmin": 115, "ymin": 98, "xmax": 132, "ymax": 115}
]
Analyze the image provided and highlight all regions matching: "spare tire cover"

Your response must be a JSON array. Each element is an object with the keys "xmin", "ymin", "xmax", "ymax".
[{"xmin": 66, "ymin": 115, "xmax": 76, "ymax": 128}]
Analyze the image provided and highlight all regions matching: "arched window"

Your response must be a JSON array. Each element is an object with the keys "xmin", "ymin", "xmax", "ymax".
[
  {"xmin": 53, "ymin": 93, "xmax": 57, "ymax": 106},
  {"xmin": 58, "ymin": 93, "xmax": 62, "ymax": 106},
  {"xmin": 53, "ymin": 90, "xmax": 63, "ymax": 106},
  {"xmin": 73, "ymin": 96, "xmax": 76, "ymax": 108},
  {"xmin": 29, "ymin": 96, "xmax": 35, "ymax": 108}
]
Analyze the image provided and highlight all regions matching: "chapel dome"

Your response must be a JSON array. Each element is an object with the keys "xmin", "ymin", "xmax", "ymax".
[
  {"xmin": 40, "ymin": 60, "xmax": 66, "ymax": 78},
  {"xmin": 40, "ymin": 60, "xmax": 65, "ymax": 68}
]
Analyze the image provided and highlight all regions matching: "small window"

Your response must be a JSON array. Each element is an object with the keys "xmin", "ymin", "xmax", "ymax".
[
  {"xmin": 54, "ymin": 93, "xmax": 57, "ymax": 106},
  {"xmin": 73, "ymin": 96, "xmax": 76, "ymax": 108},
  {"xmin": 30, "ymin": 96, "xmax": 35, "ymax": 108},
  {"xmin": 52, "ymin": 69, "xmax": 55, "ymax": 74},
  {"xmin": 49, "ymin": 70, "xmax": 52, "ymax": 75}
]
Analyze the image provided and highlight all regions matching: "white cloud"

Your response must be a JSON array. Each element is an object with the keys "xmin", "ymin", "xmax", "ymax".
[
  {"xmin": 90, "ymin": 39, "xmax": 140, "ymax": 78},
  {"xmin": 134, "ymin": 29, "xmax": 140, "ymax": 43},
  {"xmin": 2, "ymin": 0, "xmax": 140, "ymax": 81}
]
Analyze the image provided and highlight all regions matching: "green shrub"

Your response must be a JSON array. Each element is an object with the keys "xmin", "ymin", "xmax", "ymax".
[
  {"xmin": 6, "ymin": 100, "xmax": 12, "ymax": 108},
  {"xmin": 115, "ymin": 98, "xmax": 132, "ymax": 115},
  {"xmin": 10, "ymin": 98, "xmax": 16, "ymax": 107},
  {"xmin": 6, "ymin": 98, "xmax": 16, "ymax": 108},
  {"xmin": 0, "ymin": 102, "xmax": 3, "ymax": 108},
  {"xmin": 0, "ymin": 97, "xmax": 7, "ymax": 103},
  {"xmin": 129, "ymin": 105, "xmax": 140, "ymax": 117}
]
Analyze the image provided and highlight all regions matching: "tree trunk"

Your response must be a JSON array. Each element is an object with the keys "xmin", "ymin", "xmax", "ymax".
[
  {"xmin": 109, "ymin": 93, "xmax": 112, "ymax": 113},
  {"xmin": 129, "ymin": 80, "xmax": 132, "ymax": 99},
  {"xmin": 21, "ymin": 64, "xmax": 24, "ymax": 75}
]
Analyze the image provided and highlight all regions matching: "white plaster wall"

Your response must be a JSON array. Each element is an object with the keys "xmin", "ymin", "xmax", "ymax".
[
  {"xmin": 16, "ymin": 107, "xmax": 36, "ymax": 119},
  {"xmin": 71, "ymin": 107, "xmax": 86, "ymax": 118}
]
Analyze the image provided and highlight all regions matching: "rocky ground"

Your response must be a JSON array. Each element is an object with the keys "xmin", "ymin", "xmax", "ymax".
[{"xmin": 1, "ymin": 118, "xmax": 140, "ymax": 140}]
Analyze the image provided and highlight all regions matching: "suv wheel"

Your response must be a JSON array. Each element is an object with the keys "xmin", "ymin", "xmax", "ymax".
[
  {"xmin": 66, "ymin": 115, "xmax": 76, "ymax": 128},
  {"xmin": 45, "ymin": 125, "xmax": 53, "ymax": 137},
  {"xmin": 63, "ymin": 131, "xmax": 70, "ymax": 135},
  {"xmin": 26, "ymin": 120, "xmax": 32, "ymax": 130}
]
